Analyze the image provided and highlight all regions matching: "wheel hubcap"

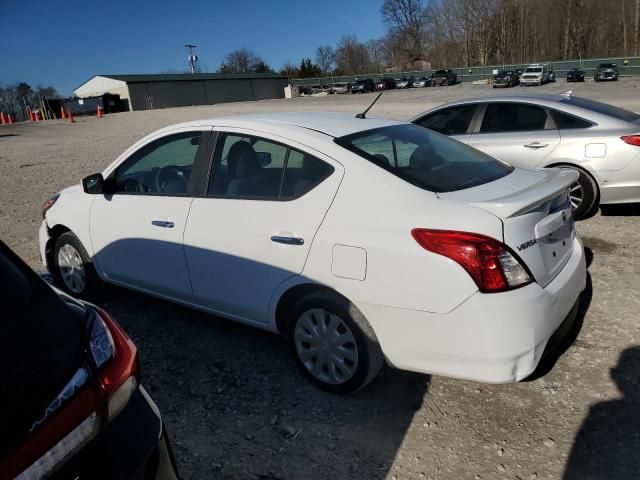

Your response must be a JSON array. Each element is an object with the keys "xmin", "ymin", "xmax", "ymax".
[
  {"xmin": 294, "ymin": 308, "xmax": 358, "ymax": 385},
  {"xmin": 57, "ymin": 244, "xmax": 86, "ymax": 294},
  {"xmin": 569, "ymin": 181, "xmax": 584, "ymax": 210}
]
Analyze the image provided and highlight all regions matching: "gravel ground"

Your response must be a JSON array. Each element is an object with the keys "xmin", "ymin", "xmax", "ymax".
[{"xmin": 1, "ymin": 78, "xmax": 639, "ymax": 479}]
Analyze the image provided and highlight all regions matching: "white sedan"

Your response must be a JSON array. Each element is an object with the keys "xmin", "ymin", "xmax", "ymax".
[{"xmin": 40, "ymin": 112, "xmax": 586, "ymax": 394}]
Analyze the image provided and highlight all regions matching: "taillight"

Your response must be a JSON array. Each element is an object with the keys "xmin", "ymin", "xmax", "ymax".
[
  {"xmin": 42, "ymin": 193, "xmax": 60, "ymax": 218},
  {"xmin": 621, "ymin": 135, "xmax": 640, "ymax": 147},
  {"xmin": 411, "ymin": 229, "xmax": 532, "ymax": 293},
  {"xmin": 5, "ymin": 307, "xmax": 138, "ymax": 479}
]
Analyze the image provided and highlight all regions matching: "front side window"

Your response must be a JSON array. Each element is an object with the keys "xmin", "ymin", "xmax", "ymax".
[
  {"xmin": 208, "ymin": 134, "xmax": 334, "ymax": 200},
  {"xmin": 480, "ymin": 103, "xmax": 548, "ymax": 133},
  {"xmin": 114, "ymin": 131, "xmax": 202, "ymax": 195},
  {"xmin": 336, "ymin": 124, "xmax": 512, "ymax": 193},
  {"xmin": 414, "ymin": 104, "xmax": 477, "ymax": 135}
]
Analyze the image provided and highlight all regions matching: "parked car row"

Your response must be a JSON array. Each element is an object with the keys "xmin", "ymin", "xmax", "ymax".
[{"xmin": 495, "ymin": 63, "xmax": 620, "ymax": 87}]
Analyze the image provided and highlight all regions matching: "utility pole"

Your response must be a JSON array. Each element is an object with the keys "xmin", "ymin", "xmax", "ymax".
[{"xmin": 185, "ymin": 44, "xmax": 199, "ymax": 74}]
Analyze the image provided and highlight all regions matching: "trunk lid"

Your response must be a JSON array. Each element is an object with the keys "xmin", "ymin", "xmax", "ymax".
[{"xmin": 440, "ymin": 168, "xmax": 578, "ymax": 287}]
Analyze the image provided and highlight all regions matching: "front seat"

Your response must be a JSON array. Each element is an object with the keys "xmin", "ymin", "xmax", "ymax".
[
  {"xmin": 409, "ymin": 142, "xmax": 439, "ymax": 170},
  {"xmin": 226, "ymin": 142, "xmax": 263, "ymax": 196}
]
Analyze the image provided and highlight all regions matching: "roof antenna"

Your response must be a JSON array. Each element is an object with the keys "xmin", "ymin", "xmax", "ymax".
[{"xmin": 356, "ymin": 92, "xmax": 383, "ymax": 119}]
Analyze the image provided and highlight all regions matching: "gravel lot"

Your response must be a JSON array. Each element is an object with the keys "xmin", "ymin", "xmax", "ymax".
[{"xmin": 2, "ymin": 78, "xmax": 639, "ymax": 479}]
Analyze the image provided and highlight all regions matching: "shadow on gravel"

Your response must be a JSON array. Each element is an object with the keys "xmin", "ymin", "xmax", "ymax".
[
  {"xmin": 600, "ymin": 203, "xmax": 640, "ymax": 216},
  {"xmin": 564, "ymin": 346, "xmax": 640, "ymax": 479},
  {"xmin": 97, "ymin": 285, "xmax": 431, "ymax": 479}
]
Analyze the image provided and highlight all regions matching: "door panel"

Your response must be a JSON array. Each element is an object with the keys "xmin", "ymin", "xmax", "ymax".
[
  {"xmin": 184, "ymin": 131, "xmax": 342, "ymax": 325},
  {"xmin": 90, "ymin": 195, "xmax": 194, "ymax": 299},
  {"xmin": 90, "ymin": 129, "xmax": 209, "ymax": 300},
  {"xmin": 468, "ymin": 102, "xmax": 560, "ymax": 168}
]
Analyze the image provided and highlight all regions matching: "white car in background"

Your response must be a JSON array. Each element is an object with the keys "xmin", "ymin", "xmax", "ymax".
[
  {"xmin": 40, "ymin": 112, "xmax": 586, "ymax": 394},
  {"xmin": 520, "ymin": 64, "xmax": 550, "ymax": 86},
  {"xmin": 412, "ymin": 93, "xmax": 640, "ymax": 219}
]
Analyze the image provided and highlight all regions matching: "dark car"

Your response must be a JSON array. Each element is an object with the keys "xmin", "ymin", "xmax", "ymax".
[
  {"xmin": 567, "ymin": 68, "xmax": 585, "ymax": 82},
  {"xmin": 376, "ymin": 77, "xmax": 397, "ymax": 90},
  {"xmin": 0, "ymin": 240, "xmax": 178, "ymax": 480},
  {"xmin": 431, "ymin": 69, "xmax": 457, "ymax": 86},
  {"xmin": 594, "ymin": 63, "xmax": 619, "ymax": 82},
  {"xmin": 351, "ymin": 78, "xmax": 376, "ymax": 93},
  {"xmin": 493, "ymin": 70, "xmax": 519, "ymax": 88}
]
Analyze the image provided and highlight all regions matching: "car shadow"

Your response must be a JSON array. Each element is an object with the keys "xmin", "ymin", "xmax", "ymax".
[
  {"xmin": 599, "ymin": 203, "xmax": 640, "ymax": 216},
  {"xmin": 564, "ymin": 346, "xmax": 640, "ymax": 479},
  {"xmin": 91, "ymin": 271, "xmax": 430, "ymax": 480}
]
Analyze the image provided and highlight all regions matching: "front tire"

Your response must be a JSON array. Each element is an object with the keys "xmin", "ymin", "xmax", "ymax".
[
  {"xmin": 53, "ymin": 232, "xmax": 100, "ymax": 297},
  {"xmin": 559, "ymin": 166, "xmax": 599, "ymax": 220},
  {"xmin": 288, "ymin": 291, "xmax": 384, "ymax": 395}
]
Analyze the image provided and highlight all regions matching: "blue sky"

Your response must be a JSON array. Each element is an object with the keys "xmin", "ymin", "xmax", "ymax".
[{"xmin": 0, "ymin": 0, "xmax": 386, "ymax": 95}]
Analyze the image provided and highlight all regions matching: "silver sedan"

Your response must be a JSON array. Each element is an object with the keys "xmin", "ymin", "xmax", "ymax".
[{"xmin": 412, "ymin": 93, "xmax": 640, "ymax": 219}]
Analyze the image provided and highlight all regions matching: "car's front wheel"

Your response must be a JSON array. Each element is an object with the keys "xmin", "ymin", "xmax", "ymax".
[
  {"xmin": 53, "ymin": 232, "xmax": 100, "ymax": 297},
  {"xmin": 288, "ymin": 291, "xmax": 384, "ymax": 394}
]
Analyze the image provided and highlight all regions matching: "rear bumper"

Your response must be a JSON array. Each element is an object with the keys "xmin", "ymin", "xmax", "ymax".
[
  {"xmin": 52, "ymin": 386, "xmax": 179, "ymax": 480},
  {"xmin": 357, "ymin": 235, "xmax": 587, "ymax": 383},
  {"xmin": 599, "ymin": 157, "xmax": 640, "ymax": 204},
  {"xmin": 39, "ymin": 219, "xmax": 51, "ymax": 269}
]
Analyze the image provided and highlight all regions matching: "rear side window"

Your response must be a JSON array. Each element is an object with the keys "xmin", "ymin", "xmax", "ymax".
[
  {"xmin": 414, "ymin": 105, "xmax": 476, "ymax": 135},
  {"xmin": 551, "ymin": 110, "xmax": 594, "ymax": 129},
  {"xmin": 336, "ymin": 124, "xmax": 512, "ymax": 193},
  {"xmin": 481, "ymin": 103, "xmax": 548, "ymax": 133},
  {"xmin": 208, "ymin": 134, "xmax": 334, "ymax": 200}
]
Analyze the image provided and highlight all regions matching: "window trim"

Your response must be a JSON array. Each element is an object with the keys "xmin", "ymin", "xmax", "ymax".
[
  {"xmin": 106, "ymin": 130, "xmax": 209, "ymax": 198},
  {"xmin": 204, "ymin": 131, "xmax": 335, "ymax": 202},
  {"xmin": 477, "ymin": 102, "xmax": 556, "ymax": 135}
]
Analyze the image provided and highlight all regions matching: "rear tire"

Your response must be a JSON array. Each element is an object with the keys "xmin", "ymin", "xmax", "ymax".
[
  {"xmin": 558, "ymin": 166, "xmax": 599, "ymax": 220},
  {"xmin": 53, "ymin": 232, "xmax": 100, "ymax": 297},
  {"xmin": 288, "ymin": 291, "xmax": 384, "ymax": 395}
]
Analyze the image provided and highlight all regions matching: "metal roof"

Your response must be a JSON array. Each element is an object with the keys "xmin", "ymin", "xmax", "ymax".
[{"xmin": 75, "ymin": 72, "xmax": 287, "ymax": 90}]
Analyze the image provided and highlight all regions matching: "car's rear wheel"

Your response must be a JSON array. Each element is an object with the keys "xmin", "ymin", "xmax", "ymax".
[
  {"xmin": 53, "ymin": 232, "xmax": 100, "ymax": 297},
  {"xmin": 558, "ymin": 166, "xmax": 599, "ymax": 220},
  {"xmin": 288, "ymin": 291, "xmax": 384, "ymax": 395}
]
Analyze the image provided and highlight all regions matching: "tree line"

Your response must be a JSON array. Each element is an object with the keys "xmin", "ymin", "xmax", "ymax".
[
  {"xmin": 219, "ymin": 0, "xmax": 638, "ymax": 78},
  {"xmin": 0, "ymin": 83, "xmax": 59, "ymax": 121}
]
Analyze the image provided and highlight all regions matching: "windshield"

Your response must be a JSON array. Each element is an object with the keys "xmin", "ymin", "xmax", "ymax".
[
  {"xmin": 600, "ymin": 63, "xmax": 616, "ymax": 68},
  {"xmin": 496, "ymin": 70, "xmax": 508, "ymax": 76},
  {"xmin": 335, "ymin": 124, "xmax": 513, "ymax": 193},
  {"xmin": 525, "ymin": 67, "xmax": 542, "ymax": 73},
  {"xmin": 561, "ymin": 96, "xmax": 640, "ymax": 123}
]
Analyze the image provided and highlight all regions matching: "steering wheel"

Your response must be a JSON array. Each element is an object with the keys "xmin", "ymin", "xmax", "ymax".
[
  {"xmin": 155, "ymin": 165, "xmax": 187, "ymax": 193},
  {"xmin": 123, "ymin": 179, "xmax": 145, "ymax": 193}
]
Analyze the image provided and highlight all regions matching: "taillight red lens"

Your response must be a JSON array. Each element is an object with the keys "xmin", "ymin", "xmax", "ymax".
[
  {"xmin": 621, "ymin": 135, "xmax": 640, "ymax": 146},
  {"xmin": 411, "ymin": 229, "xmax": 531, "ymax": 293},
  {"xmin": 3, "ymin": 308, "xmax": 138, "ymax": 479}
]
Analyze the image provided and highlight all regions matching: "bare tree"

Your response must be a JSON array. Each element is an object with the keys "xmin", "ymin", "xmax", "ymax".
[
  {"xmin": 315, "ymin": 46, "xmax": 336, "ymax": 74},
  {"xmin": 381, "ymin": 0, "xmax": 432, "ymax": 61},
  {"xmin": 218, "ymin": 48, "xmax": 269, "ymax": 73},
  {"xmin": 335, "ymin": 35, "xmax": 370, "ymax": 75}
]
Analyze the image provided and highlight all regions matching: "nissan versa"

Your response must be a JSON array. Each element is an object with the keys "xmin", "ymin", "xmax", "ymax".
[{"xmin": 40, "ymin": 112, "xmax": 586, "ymax": 394}]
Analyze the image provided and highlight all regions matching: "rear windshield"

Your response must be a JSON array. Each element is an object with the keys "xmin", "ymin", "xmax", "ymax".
[
  {"xmin": 560, "ymin": 96, "xmax": 640, "ymax": 123},
  {"xmin": 599, "ymin": 63, "xmax": 616, "ymax": 68},
  {"xmin": 335, "ymin": 124, "xmax": 513, "ymax": 193}
]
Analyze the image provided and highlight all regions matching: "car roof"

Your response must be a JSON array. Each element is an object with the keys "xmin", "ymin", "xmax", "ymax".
[{"xmin": 160, "ymin": 112, "xmax": 404, "ymax": 139}]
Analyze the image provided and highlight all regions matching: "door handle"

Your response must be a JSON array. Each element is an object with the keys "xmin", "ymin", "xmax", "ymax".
[
  {"xmin": 524, "ymin": 142, "xmax": 549, "ymax": 149},
  {"xmin": 151, "ymin": 220, "xmax": 175, "ymax": 228},
  {"xmin": 271, "ymin": 235, "xmax": 304, "ymax": 246}
]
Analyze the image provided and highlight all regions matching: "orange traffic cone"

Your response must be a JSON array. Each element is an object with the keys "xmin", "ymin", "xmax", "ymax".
[
  {"xmin": 67, "ymin": 109, "xmax": 74, "ymax": 124},
  {"xmin": 8, "ymin": 114, "xmax": 13, "ymax": 124},
  {"xmin": 1, "ymin": 112, "xmax": 5, "ymax": 125},
  {"xmin": 61, "ymin": 106, "xmax": 66, "ymax": 119}
]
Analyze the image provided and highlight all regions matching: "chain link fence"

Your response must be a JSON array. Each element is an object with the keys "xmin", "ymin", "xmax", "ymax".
[{"xmin": 291, "ymin": 56, "xmax": 640, "ymax": 87}]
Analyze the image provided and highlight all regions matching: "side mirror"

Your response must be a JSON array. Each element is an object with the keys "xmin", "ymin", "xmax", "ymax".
[{"xmin": 82, "ymin": 173, "xmax": 105, "ymax": 194}]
